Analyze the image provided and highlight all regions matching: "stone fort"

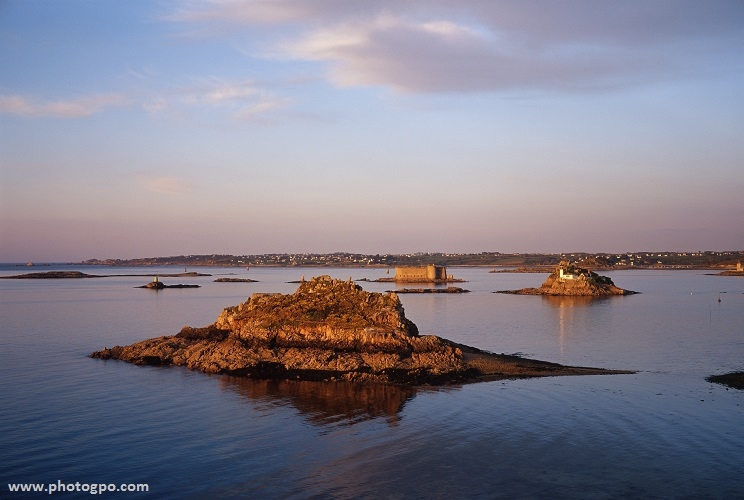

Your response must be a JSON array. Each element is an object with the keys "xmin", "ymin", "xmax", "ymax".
[{"xmin": 394, "ymin": 264, "xmax": 448, "ymax": 282}]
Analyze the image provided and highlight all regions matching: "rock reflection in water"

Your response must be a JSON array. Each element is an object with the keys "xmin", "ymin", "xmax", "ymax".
[
  {"xmin": 540, "ymin": 295, "xmax": 613, "ymax": 308},
  {"xmin": 219, "ymin": 377, "xmax": 431, "ymax": 427}
]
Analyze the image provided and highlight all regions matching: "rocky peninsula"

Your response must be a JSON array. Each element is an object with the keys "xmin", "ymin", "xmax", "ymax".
[
  {"xmin": 496, "ymin": 262, "xmax": 638, "ymax": 296},
  {"xmin": 92, "ymin": 276, "xmax": 631, "ymax": 385}
]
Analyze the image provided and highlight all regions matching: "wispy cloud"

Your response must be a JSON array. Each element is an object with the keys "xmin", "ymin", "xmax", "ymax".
[
  {"xmin": 166, "ymin": 0, "xmax": 353, "ymax": 25},
  {"xmin": 233, "ymin": 96, "xmax": 291, "ymax": 121},
  {"xmin": 0, "ymin": 93, "xmax": 128, "ymax": 118},
  {"xmin": 0, "ymin": 79, "xmax": 289, "ymax": 122},
  {"xmin": 202, "ymin": 81, "xmax": 258, "ymax": 103},
  {"xmin": 167, "ymin": 79, "xmax": 292, "ymax": 121}
]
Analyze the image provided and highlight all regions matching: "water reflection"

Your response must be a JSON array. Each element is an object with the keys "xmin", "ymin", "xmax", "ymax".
[
  {"xmin": 540, "ymin": 295, "xmax": 613, "ymax": 308},
  {"xmin": 541, "ymin": 296, "xmax": 612, "ymax": 359},
  {"xmin": 219, "ymin": 377, "xmax": 439, "ymax": 427}
]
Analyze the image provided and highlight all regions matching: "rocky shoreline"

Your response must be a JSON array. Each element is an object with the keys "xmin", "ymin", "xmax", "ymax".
[
  {"xmin": 92, "ymin": 276, "xmax": 632, "ymax": 385},
  {"xmin": 709, "ymin": 270, "xmax": 744, "ymax": 277}
]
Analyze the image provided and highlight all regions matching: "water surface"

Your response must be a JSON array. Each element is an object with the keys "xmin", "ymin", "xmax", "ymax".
[{"xmin": 1, "ymin": 265, "xmax": 742, "ymax": 498}]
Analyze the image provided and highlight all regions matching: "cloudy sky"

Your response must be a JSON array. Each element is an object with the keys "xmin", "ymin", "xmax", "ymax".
[{"xmin": 1, "ymin": 1, "xmax": 743, "ymax": 262}]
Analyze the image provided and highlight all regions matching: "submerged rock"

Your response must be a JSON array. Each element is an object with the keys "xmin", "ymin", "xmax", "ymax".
[
  {"xmin": 496, "ymin": 261, "xmax": 638, "ymax": 296},
  {"xmin": 92, "ymin": 275, "xmax": 632, "ymax": 385}
]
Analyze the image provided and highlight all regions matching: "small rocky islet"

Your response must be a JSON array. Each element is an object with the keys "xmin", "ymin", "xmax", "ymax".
[
  {"xmin": 136, "ymin": 280, "xmax": 200, "ymax": 289},
  {"xmin": 495, "ymin": 262, "xmax": 638, "ymax": 296},
  {"xmin": 91, "ymin": 275, "xmax": 632, "ymax": 385}
]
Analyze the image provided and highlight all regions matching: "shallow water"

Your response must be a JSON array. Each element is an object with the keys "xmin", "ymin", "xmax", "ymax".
[{"xmin": 1, "ymin": 265, "xmax": 743, "ymax": 498}]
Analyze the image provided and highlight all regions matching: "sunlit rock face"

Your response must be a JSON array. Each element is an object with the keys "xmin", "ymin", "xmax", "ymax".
[{"xmin": 92, "ymin": 276, "xmax": 469, "ymax": 384}]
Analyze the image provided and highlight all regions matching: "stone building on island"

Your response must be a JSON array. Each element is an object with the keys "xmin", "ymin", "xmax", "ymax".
[{"xmin": 394, "ymin": 264, "xmax": 450, "ymax": 282}]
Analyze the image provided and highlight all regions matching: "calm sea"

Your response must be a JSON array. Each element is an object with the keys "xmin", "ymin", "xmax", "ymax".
[{"xmin": 1, "ymin": 265, "xmax": 743, "ymax": 499}]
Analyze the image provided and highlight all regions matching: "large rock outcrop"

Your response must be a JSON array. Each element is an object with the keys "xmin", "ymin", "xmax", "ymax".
[
  {"xmin": 496, "ymin": 262, "xmax": 638, "ymax": 296},
  {"xmin": 92, "ymin": 276, "xmax": 631, "ymax": 385}
]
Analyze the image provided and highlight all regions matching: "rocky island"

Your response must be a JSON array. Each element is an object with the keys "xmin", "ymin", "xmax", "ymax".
[
  {"xmin": 135, "ymin": 277, "xmax": 200, "ymax": 289},
  {"xmin": 92, "ymin": 276, "xmax": 631, "ymax": 385},
  {"xmin": 496, "ymin": 262, "xmax": 638, "ymax": 296}
]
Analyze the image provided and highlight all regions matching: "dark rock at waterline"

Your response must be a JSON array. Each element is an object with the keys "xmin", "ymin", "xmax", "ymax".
[{"xmin": 706, "ymin": 372, "xmax": 744, "ymax": 390}]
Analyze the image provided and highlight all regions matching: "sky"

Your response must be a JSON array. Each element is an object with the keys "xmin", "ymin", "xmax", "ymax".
[{"xmin": 1, "ymin": 0, "xmax": 743, "ymax": 262}]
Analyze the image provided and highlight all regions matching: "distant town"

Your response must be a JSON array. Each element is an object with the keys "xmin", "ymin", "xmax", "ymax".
[{"xmin": 79, "ymin": 250, "xmax": 744, "ymax": 270}]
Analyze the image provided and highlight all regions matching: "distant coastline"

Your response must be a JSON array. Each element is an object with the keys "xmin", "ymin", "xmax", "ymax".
[{"xmin": 25, "ymin": 250, "xmax": 739, "ymax": 270}]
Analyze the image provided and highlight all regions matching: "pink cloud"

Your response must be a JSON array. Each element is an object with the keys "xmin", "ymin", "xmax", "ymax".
[{"xmin": 0, "ymin": 93, "xmax": 128, "ymax": 118}]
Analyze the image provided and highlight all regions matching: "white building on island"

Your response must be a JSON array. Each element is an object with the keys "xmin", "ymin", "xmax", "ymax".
[{"xmin": 559, "ymin": 268, "xmax": 576, "ymax": 280}]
